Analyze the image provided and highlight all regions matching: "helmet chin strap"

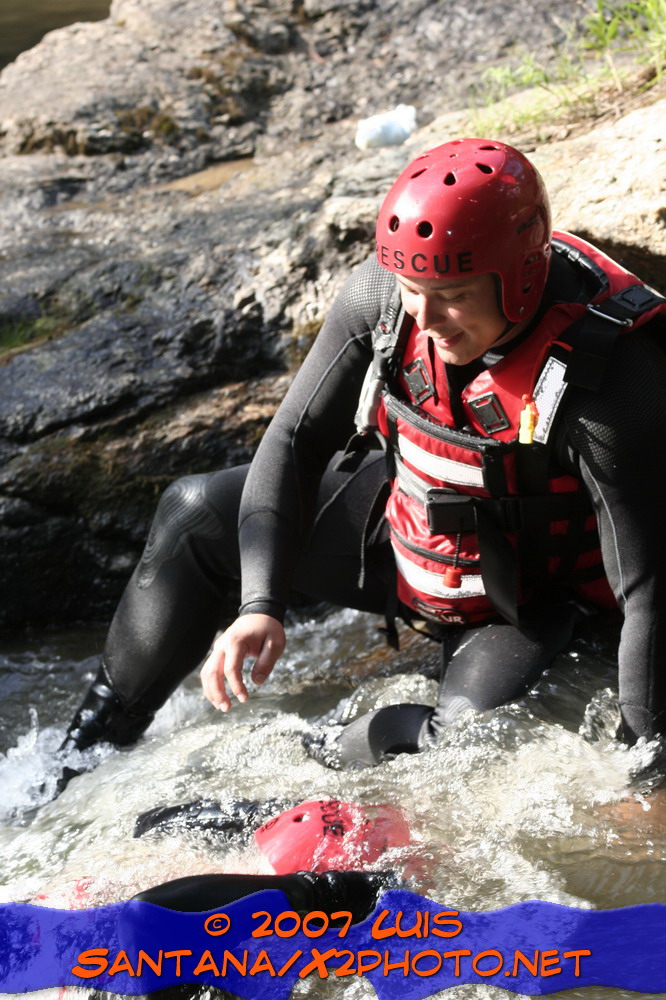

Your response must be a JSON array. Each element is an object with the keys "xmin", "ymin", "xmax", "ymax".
[
  {"xmin": 491, "ymin": 275, "xmax": 517, "ymax": 343},
  {"xmin": 495, "ymin": 319, "xmax": 516, "ymax": 342}
]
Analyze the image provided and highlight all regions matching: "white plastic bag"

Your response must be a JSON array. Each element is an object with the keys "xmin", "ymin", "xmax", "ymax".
[{"xmin": 354, "ymin": 104, "xmax": 417, "ymax": 150}]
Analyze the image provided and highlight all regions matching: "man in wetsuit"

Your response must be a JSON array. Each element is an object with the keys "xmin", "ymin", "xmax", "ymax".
[{"xmin": 62, "ymin": 138, "xmax": 666, "ymax": 771}]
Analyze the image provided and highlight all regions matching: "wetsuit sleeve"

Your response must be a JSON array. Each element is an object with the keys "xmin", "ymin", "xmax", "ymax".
[
  {"xmin": 237, "ymin": 256, "xmax": 395, "ymax": 620},
  {"xmin": 559, "ymin": 322, "xmax": 666, "ymax": 743}
]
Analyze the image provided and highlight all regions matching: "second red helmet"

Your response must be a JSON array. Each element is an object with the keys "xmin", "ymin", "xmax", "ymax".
[
  {"xmin": 375, "ymin": 138, "xmax": 552, "ymax": 322},
  {"xmin": 254, "ymin": 799, "xmax": 411, "ymax": 874}
]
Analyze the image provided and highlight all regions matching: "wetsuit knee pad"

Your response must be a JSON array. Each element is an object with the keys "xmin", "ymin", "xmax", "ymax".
[
  {"xmin": 136, "ymin": 473, "xmax": 240, "ymax": 590},
  {"xmin": 336, "ymin": 703, "xmax": 434, "ymax": 767}
]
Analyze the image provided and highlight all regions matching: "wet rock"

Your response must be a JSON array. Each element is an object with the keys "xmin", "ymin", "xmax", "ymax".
[
  {"xmin": 0, "ymin": 374, "xmax": 291, "ymax": 628},
  {"xmin": 0, "ymin": 0, "xmax": 585, "ymax": 167}
]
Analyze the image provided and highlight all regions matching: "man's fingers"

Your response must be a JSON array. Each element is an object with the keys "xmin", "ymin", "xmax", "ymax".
[
  {"xmin": 252, "ymin": 632, "xmax": 285, "ymax": 685},
  {"xmin": 200, "ymin": 615, "xmax": 287, "ymax": 710},
  {"xmin": 223, "ymin": 639, "xmax": 250, "ymax": 703},
  {"xmin": 200, "ymin": 645, "xmax": 230, "ymax": 712}
]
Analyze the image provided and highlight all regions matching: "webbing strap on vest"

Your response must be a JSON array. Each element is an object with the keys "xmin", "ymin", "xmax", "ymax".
[
  {"xmin": 355, "ymin": 286, "xmax": 410, "ymax": 435},
  {"xmin": 394, "ymin": 455, "xmax": 578, "ymax": 532},
  {"xmin": 475, "ymin": 505, "xmax": 520, "ymax": 626},
  {"xmin": 564, "ymin": 283, "xmax": 666, "ymax": 391}
]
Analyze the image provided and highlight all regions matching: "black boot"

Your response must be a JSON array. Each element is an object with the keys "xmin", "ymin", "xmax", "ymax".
[
  {"xmin": 59, "ymin": 663, "xmax": 155, "ymax": 755},
  {"xmin": 304, "ymin": 869, "xmax": 398, "ymax": 924}
]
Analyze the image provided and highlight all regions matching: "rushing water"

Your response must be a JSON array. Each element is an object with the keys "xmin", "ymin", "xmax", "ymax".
[
  {"xmin": 0, "ymin": 0, "xmax": 110, "ymax": 70},
  {"xmin": 1, "ymin": 606, "xmax": 665, "ymax": 1000}
]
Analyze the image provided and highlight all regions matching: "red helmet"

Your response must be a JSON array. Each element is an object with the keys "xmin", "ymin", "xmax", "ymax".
[
  {"xmin": 375, "ymin": 138, "xmax": 552, "ymax": 322},
  {"xmin": 254, "ymin": 799, "xmax": 411, "ymax": 874}
]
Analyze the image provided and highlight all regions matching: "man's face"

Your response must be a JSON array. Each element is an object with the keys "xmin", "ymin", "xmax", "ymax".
[{"xmin": 396, "ymin": 272, "xmax": 520, "ymax": 366}]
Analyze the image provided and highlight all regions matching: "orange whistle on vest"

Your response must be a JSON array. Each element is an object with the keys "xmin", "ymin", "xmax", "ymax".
[
  {"xmin": 443, "ymin": 566, "xmax": 463, "ymax": 589},
  {"xmin": 519, "ymin": 395, "xmax": 539, "ymax": 444}
]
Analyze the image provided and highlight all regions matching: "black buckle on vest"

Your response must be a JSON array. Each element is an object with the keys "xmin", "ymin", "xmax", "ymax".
[
  {"xmin": 403, "ymin": 357, "xmax": 435, "ymax": 404},
  {"xmin": 468, "ymin": 393, "xmax": 510, "ymax": 433},
  {"xmin": 425, "ymin": 490, "xmax": 476, "ymax": 533},
  {"xmin": 615, "ymin": 283, "xmax": 665, "ymax": 314},
  {"xmin": 373, "ymin": 319, "xmax": 395, "ymax": 354},
  {"xmin": 587, "ymin": 284, "xmax": 666, "ymax": 327},
  {"xmin": 425, "ymin": 492, "xmax": 526, "ymax": 535}
]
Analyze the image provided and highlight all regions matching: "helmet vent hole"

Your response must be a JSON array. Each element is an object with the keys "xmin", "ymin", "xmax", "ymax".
[
  {"xmin": 411, "ymin": 168, "xmax": 426, "ymax": 179},
  {"xmin": 417, "ymin": 221, "xmax": 433, "ymax": 238},
  {"xmin": 523, "ymin": 283, "xmax": 532, "ymax": 294},
  {"xmin": 293, "ymin": 815, "xmax": 305, "ymax": 822},
  {"xmin": 476, "ymin": 162, "xmax": 493, "ymax": 174},
  {"xmin": 389, "ymin": 215, "xmax": 400, "ymax": 232},
  {"xmin": 479, "ymin": 145, "xmax": 498, "ymax": 151},
  {"xmin": 443, "ymin": 172, "xmax": 456, "ymax": 186}
]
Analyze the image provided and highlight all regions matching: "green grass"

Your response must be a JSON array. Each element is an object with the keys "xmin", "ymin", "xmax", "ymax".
[
  {"xmin": 0, "ymin": 316, "xmax": 62, "ymax": 355},
  {"xmin": 581, "ymin": 0, "xmax": 666, "ymax": 79},
  {"xmin": 465, "ymin": 0, "xmax": 666, "ymax": 140}
]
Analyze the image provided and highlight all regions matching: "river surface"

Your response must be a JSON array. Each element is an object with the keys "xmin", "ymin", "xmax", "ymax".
[
  {"xmin": 1, "ymin": 606, "xmax": 665, "ymax": 1000},
  {"xmin": 0, "ymin": 0, "xmax": 110, "ymax": 70}
]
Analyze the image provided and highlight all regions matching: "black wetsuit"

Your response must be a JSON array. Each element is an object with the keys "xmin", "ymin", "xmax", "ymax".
[
  {"xmin": 131, "ymin": 798, "xmax": 392, "ymax": 923},
  {"xmin": 66, "ymin": 248, "xmax": 666, "ymax": 764}
]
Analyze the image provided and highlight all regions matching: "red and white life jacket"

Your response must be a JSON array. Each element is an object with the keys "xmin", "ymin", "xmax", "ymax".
[{"xmin": 371, "ymin": 232, "xmax": 666, "ymax": 627}]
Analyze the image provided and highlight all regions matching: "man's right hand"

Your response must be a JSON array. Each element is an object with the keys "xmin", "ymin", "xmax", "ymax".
[{"xmin": 200, "ymin": 613, "xmax": 286, "ymax": 712}]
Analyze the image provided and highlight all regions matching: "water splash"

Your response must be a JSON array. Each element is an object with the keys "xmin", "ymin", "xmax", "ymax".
[{"xmin": 1, "ymin": 611, "xmax": 665, "ymax": 1000}]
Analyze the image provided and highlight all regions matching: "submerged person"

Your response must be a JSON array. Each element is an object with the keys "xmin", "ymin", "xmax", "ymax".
[
  {"xmin": 112, "ymin": 801, "xmax": 405, "ymax": 1000},
  {"xmin": 33, "ymin": 798, "xmax": 406, "ymax": 935},
  {"xmin": 61, "ymin": 137, "xmax": 666, "ymax": 772},
  {"xmin": 130, "ymin": 797, "xmax": 407, "ymax": 920}
]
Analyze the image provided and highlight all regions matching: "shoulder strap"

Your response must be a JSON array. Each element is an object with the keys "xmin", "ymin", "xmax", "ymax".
[
  {"xmin": 354, "ymin": 282, "xmax": 411, "ymax": 435},
  {"xmin": 533, "ymin": 282, "xmax": 666, "ymax": 444},
  {"xmin": 563, "ymin": 283, "xmax": 666, "ymax": 392}
]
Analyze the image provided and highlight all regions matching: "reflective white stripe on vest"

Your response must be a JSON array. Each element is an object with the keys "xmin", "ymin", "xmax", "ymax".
[
  {"xmin": 393, "ymin": 548, "xmax": 486, "ymax": 599},
  {"xmin": 533, "ymin": 356, "xmax": 568, "ymax": 444},
  {"xmin": 397, "ymin": 434, "xmax": 484, "ymax": 488}
]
